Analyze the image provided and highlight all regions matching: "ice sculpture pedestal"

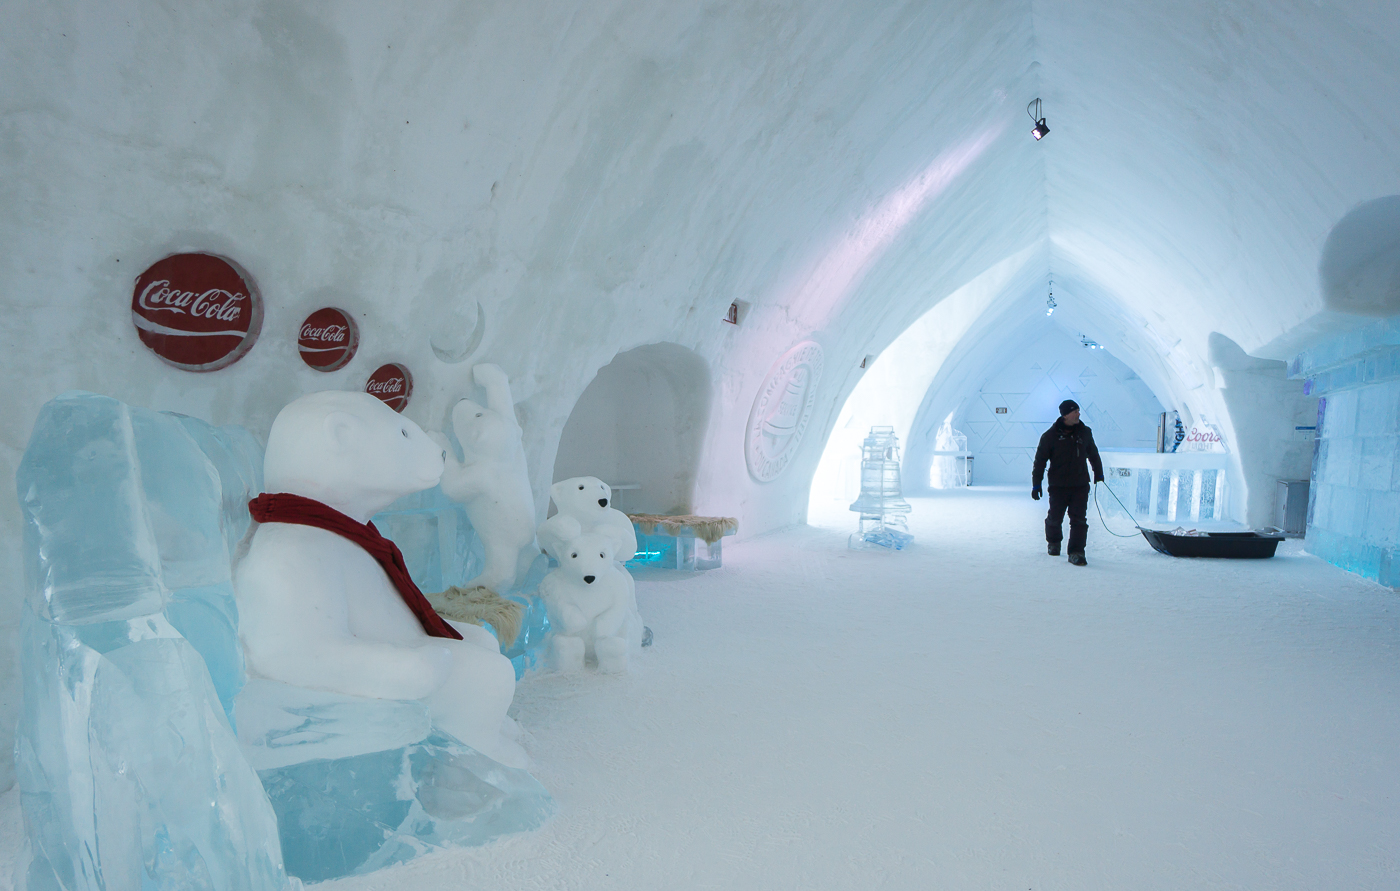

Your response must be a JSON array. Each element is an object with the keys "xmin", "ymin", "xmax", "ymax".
[{"xmin": 236, "ymin": 680, "xmax": 553, "ymax": 883}]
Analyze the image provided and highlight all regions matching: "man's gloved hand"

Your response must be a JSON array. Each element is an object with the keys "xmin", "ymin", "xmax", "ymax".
[{"xmin": 1031, "ymin": 485, "xmax": 1042, "ymax": 501}]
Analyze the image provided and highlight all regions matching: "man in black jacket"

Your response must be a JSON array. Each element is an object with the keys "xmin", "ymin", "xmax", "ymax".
[{"xmin": 1032, "ymin": 399, "xmax": 1104, "ymax": 566}]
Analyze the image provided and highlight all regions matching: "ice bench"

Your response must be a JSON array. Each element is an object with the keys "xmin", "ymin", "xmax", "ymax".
[{"xmin": 626, "ymin": 515, "xmax": 738, "ymax": 571}]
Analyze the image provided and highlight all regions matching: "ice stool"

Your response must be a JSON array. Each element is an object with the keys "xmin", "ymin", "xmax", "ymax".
[{"xmin": 15, "ymin": 393, "xmax": 551, "ymax": 888}]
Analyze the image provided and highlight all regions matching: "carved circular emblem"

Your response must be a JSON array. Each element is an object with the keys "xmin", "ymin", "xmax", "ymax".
[
  {"xmin": 745, "ymin": 341, "xmax": 824, "ymax": 482},
  {"xmin": 131, "ymin": 253, "xmax": 262, "ymax": 371},
  {"xmin": 298, "ymin": 307, "xmax": 359, "ymax": 371},
  {"xmin": 366, "ymin": 363, "xmax": 413, "ymax": 412}
]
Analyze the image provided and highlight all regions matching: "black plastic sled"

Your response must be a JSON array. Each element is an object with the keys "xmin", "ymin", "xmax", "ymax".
[{"xmin": 1139, "ymin": 528, "xmax": 1284, "ymax": 559}]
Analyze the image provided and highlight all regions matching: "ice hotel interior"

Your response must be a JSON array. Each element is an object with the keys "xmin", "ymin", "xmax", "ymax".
[{"xmin": 1, "ymin": 1, "xmax": 1398, "ymax": 889}]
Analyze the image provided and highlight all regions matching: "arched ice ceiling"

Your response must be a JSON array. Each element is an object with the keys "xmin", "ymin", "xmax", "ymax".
[{"xmin": 1, "ymin": 0, "xmax": 1397, "ymax": 546}]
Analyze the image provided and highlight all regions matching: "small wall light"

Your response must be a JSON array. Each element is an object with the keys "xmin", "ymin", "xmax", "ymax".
[
  {"xmin": 723, "ymin": 302, "xmax": 739, "ymax": 325},
  {"xmin": 1028, "ymin": 98, "xmax": 1050, "ymax": 140},
  {"xmin": 1046, "ymin": 278, "xmax": 1056, "ymax": 316}
]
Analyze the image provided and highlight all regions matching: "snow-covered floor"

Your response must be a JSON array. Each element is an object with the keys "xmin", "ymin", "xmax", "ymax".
[{"xmin": 4, "ymin": 487, "xmax": 1397, "ymax": 889}]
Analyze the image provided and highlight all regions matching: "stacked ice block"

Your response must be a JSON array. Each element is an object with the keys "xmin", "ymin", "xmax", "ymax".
[
  {"xmin": 1287, "ymin": 316, "xmax": 1400, "ymax": 585},
  {"xmin": 16, "ymin": 393, "xmax": 291, "ymax": 891}
]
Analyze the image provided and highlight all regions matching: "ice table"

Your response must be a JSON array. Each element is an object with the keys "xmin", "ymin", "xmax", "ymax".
[{"xmin": 626, "ymin": 515, "xmax": 738, "ymax": 570}]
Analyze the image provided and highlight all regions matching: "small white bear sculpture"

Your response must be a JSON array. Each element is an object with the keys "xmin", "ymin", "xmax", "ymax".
[
  {"xmin": 438, "ymin": 364, "xmax": 538, "ymax": 593},
  {"xmin": 234, "ymin": 390, "xmax": 526, "ymax": 767},
  {"xmin": 539, "ymin": 532, "xmax": 643, "ymax": 673},
  {"xmin": 537, "ymin": 476, "xmax": 638, "ymax": 565}
]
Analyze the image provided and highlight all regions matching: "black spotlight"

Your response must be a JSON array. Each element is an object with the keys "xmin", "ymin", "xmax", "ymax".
[{"xmin": 1028, "ymin": 98, "xmax": 1050, "ymax": 140}]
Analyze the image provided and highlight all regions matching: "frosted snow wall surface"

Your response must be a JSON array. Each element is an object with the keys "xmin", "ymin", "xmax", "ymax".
[
  {"xmin": 1292, "ymin": 318, "xmax": 1400, "ymax": 586},
  {"xmin": 15, "ymin": 392, "xmax": 292, "ymax": 891}
]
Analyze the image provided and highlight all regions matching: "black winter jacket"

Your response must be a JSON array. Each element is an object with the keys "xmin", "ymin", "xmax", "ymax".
[{"xmin": 1032, "ymin": 419, "xmax": 1104, "ymax": 488}]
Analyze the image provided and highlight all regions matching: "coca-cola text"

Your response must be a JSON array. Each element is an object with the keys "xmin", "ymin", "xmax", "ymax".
[
  {"xmin": 366, "ymin": 377, "xmax": 405, "ymax": 394},
  {"xmin": 138, "ymin": 279, "xmax": 245, "ymax": 322},
  {"xmin": 299, "ymin": 323, "xmax": 348, "ymax": 343}
]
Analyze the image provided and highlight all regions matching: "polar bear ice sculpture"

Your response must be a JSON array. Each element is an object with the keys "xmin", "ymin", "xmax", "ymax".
[
  {"xmin": 439, "ymin": 364, "xmax": 539, "ymax": 593},
  {"xmin": 540, "ymin": 532, "xmax": 643, "ymax": 673},
  {"xmin": 537, "ymin": 476, "xmax": 638, "ymax": 565},
  {"xmin": 234, "ymin": 390, "xmax": 526, "ymax": 767}
]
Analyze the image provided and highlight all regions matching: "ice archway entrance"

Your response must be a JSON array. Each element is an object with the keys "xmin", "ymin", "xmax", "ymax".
[
  {"xmin": 807, "ymin": 252, "xmax": 1179, "ymax": 516},
  {"xmin": 552, "ymin": 342, "xmax": 712, "ymax": 515}
]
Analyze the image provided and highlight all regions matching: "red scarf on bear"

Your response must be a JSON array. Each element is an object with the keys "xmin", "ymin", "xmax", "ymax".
[{"xmin": 248, "ymin": 492, "xmax": 463, "ymax": 640}]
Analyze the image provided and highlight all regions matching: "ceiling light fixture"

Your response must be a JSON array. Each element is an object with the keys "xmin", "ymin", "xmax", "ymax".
[
  {"xmin": 1046, "ymin": 278, "xmax": 1056, "ymax": 316},
  {"xmin": 1027, "ymin": 98, "xmax": 1050, "ymax": 140},
  {"xmin": 1080, "ymin": 335, "xmax": 1104, "ymax": 350}
]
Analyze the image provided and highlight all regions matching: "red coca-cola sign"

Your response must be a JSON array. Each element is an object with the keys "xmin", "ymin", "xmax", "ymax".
[
  {"xmin": 298, "ymin": 307, "xmax": 359, "ymax": 371},
  {"xmin": 131, "ymin": 253, "xmax": 262, "ymax": 371},
  {"xmin": 366, "ymin": 363, "xmax": 413, "ymax": 412}
]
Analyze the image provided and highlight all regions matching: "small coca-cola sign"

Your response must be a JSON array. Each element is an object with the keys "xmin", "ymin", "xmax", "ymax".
[
  {"xmin": 131, "ymin": 253, "xmax": 262, "ymax": 371},
  {"xmin": 298, "ymin": 307, "xmax": 359, "ymax": 371},
  {"xmin": 366, "ymin": 363, "xmax": 413, "ymax": 412}
]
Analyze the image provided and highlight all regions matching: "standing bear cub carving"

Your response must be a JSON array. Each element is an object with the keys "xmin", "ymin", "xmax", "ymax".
[
  {"xmin": 437, "ymin": 364, "xmax": 538, "ymax": 594},
  {"xmin": 539, "ymin": 532, "xmax": 643, "ymax": 673}
]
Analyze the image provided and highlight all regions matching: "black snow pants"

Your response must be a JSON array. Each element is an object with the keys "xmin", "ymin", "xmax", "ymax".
[{"xmin": 1045, "ymin": 484, "xmax": 1090, "ymax": 554}]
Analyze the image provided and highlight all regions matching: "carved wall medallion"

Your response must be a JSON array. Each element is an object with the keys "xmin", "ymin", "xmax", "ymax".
[{"xmin": 745, "ymin": 341, "xmax": 824, "ymax": 482}]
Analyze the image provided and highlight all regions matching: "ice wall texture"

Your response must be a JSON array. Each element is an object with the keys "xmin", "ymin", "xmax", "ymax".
[
  {"xmin": 15, "ymin": 392, "xmax": 292, "ymax": 890},
  {"xmin": 1292, "ymin": 318, "xmax": 1400, "ymax": 586}
]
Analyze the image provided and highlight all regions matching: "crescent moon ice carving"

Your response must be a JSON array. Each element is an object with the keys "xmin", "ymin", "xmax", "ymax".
[{"xmin": 430, "ymin": 300, "xmax": 486, "ymax": 364}]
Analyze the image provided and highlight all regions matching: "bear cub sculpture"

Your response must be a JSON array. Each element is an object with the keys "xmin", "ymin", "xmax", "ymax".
[
  {"xmin": 234, "ymin": 390, "xmax": 526, "ymax": 767},
  {"xmin": 537, "ymin": 476, "xmax": 637, "ymax": 565},
  {"xmin": 437, "ymin": 364, "xmax": 538, "ymax": 594},
  {"xmin": 539, "ymin": 532, "xmax": 643, "ymax": 673}
]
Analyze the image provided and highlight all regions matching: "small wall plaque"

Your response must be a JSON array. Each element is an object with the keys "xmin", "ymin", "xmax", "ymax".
[
  {"xmin": 298, "ymin": 307, "xmax": 359, "ymax": 371},
  {"xmin": 366, "ymin": 363, "xmax": 412, "ymax": 412},
  {"xmin": 131, "ymin": 253, "xmax": 262, "ymax": 371}
]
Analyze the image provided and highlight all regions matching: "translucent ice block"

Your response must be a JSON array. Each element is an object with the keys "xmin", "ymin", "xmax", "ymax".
[
  {"xmin": 374, "ymin": 493, "xmax": 552, "ymax": 679},
  {"xmin": 239, "ymin": 680, "xmax": 553, "ymax": 882},
  {"xmin": 17, "ymin": 611, "xmax": 293, "ymax": 891},
  {"xmin": 18, "ymin": 394, "xmax": 167, "ymax": 625},
  {"xmin": 16, "ymin": 392, "xmax": 294, "ymax": 891}
]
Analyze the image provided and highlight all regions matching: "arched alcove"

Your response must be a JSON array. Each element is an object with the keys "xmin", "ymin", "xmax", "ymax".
[{"xmin": 553, "ymin": 343, "xmax": 711, "ymax": 515}]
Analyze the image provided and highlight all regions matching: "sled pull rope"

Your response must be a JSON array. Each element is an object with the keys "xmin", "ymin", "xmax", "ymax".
[{"xmin": 1094, "ymin": 481, "xmax": 1144, "ymax": 538}]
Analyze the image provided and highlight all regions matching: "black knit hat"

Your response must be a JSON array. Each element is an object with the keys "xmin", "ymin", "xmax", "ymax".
[{"xmin": 1059, "ymin": 399, "xmax": 1080, "ymax": 417}]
